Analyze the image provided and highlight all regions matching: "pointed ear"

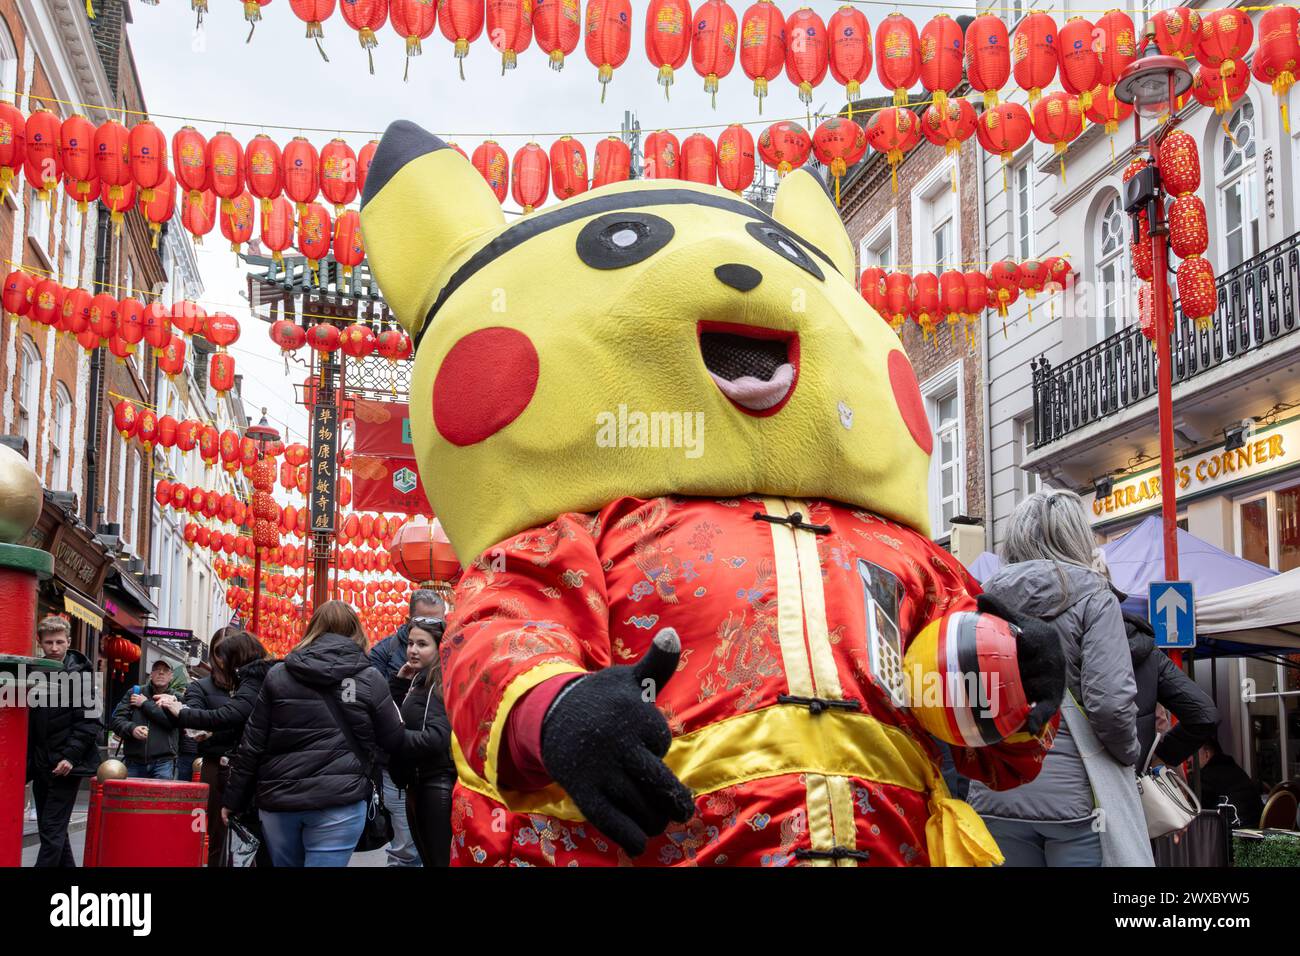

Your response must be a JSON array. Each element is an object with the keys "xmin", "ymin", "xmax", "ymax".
[
  {"xmin": 360, "ymin": 121, "xmax": 505, "ymax": 335},
  {"xmin": 772, "ymin": 166, "xmax": 855, "ymax": 279}
]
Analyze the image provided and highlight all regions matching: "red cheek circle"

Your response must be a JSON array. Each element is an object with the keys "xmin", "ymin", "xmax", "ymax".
[
  {"xmin": 433, "ymin": 327, "xmax": 539, "ymax": 447},
  {"xmin": 888, "ymin": 350, "xmax": 933, "ymax": 455}
]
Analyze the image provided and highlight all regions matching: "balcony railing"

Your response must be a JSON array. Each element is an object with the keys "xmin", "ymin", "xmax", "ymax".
[{"xmin": 1032, "ymin": 231, "xmax": 1300, "ymax": 447}]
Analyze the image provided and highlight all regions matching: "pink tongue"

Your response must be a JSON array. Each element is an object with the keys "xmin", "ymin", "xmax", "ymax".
[{"xmin": 709, "ymin": 363, "xmax": 795, "ymax": 411}]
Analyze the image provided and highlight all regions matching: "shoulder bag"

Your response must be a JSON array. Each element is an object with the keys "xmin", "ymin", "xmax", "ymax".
[
  {"xmin": 1136, "ymin": 733, "xmax": 1200, "ymax": 839},
  {"xmin": 313, "ymin": 685, "xmax": 395, "ymax": 853}
]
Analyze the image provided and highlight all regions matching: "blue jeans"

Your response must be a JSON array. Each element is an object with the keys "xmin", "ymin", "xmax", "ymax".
[
  {"xmin": 259, "ymin": 801, "xmax": 367, "ymax": 867},
  {"xmin": 984, "ymin": 818, "xmax": 1104, "ymax": 867},
  {"xmin": 382, "ymin": 770, "xmax": 422, "ymax": 867},
  {"xmin": 126, "ymin": 758, "xmax": 176, "ymax": 780}
]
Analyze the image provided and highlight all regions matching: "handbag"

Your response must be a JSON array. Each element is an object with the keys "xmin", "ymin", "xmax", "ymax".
[
  {"xmin": 312, "ymin": 686, "xmax": 395, "ymax": 853},
  {"xmin": 1136, "ymin": 733, "xmax": 1201, "ymax": 839},
  {"xmin": 223, "ymin": 815, "xmax": 262, "ymax": 868}
]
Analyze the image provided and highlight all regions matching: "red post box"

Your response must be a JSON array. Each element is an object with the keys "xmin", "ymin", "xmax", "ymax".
[{"xmin": 83, "ymin": 777, "xmax": 210, "ymax": 867}]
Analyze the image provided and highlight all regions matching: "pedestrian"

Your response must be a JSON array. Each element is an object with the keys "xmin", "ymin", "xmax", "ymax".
[
  {"xmin": 222, "ymin": 601, "xmax": 405, "ymax": 867},
  {"xmin": 153, "ymin": 627, "xmax": 275, "ymax": 866},
  {"xmin": 366, "ymin": 587, "xmax": 444, "ymax": 867},
  {"xmin": 1196, "ymin": 737, "xmax": 1264, "ymax": 829},
  {"xmin": 26, "ymin": 616, "xmax": 101, "ymax": 868},
  {"xmin": 110, "ymin": 659, "xmax": 180, "ymax": 779},
  {"xmin": 1122, "ymin": 606, "xmax": 1218, "ymax": 769},
  {"xmin": 168, "ymin": 662, "xmax": 196, "ymax": 780},
  {"xmin": 388, "ymin": 617, "xmax": 454, "ymax": 867},
  {"xmin": 968, "ymin": 490, "xmax": 1146, "ymax": 867}
]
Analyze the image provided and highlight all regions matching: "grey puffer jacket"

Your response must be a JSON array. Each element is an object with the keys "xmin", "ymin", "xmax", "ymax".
[{"xmin": 968, "ymin": 560, "xmax": 1140, "ymax": 823}]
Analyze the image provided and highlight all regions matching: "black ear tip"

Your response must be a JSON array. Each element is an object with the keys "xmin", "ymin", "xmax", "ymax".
[{"xmin": 362, "ymin": 121, "xmax": 451, "ymax": 209}]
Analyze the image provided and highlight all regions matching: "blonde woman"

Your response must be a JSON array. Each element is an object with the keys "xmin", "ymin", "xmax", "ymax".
[{"xmin": 223, "ymin": 601, "xmax": 404, "ymax": 867}]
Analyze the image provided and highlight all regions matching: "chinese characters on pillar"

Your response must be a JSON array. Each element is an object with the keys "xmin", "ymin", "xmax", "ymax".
[{"xmin": 309, "ymin": 402, "xmax": 339, "ymax": 533}]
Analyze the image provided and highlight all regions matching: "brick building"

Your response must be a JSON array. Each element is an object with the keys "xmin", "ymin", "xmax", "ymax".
[{"xmin": 838, "ymin": 93, "xmax": 989, "ymax": 561}]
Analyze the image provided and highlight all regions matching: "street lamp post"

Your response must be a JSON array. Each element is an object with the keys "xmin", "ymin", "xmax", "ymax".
[
  {"xmin": 1115, "ymin": 39, "xmax": 1194, "ymax": 587},
  {"xmin": 245, "ymin": 409, "xmax": 281, "ymax": 635}
]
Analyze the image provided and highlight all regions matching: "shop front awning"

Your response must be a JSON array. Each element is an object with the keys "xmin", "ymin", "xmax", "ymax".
[{"xmin": 62, "ymin": 589, "xmax": 106, "ymax": 630}]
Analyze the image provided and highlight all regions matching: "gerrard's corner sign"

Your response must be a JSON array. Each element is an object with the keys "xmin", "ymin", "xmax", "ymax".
[{"xmin": 1085, "ymin": 416, "xmax": 1297, "ymax": 524}]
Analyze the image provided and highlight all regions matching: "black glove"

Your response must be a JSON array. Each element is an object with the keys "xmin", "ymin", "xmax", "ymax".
[
  {"xmin": 540, "ymin": 628, "xmax": 696, "ymax": 856},
  {"xmin": 976, "ymin": 593, "xmax": 1066, "ymax": 737}
]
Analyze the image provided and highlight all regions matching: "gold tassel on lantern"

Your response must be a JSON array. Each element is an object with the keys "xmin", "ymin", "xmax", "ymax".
[{"xmin": 359, "ymin": 28, "xmax": 378, "ymax": 75}]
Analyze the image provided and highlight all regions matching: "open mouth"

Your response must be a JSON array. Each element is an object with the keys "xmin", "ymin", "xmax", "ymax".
[{"xmin": 698, "ymin": 321, "xmax": 799, "ymax": 416}]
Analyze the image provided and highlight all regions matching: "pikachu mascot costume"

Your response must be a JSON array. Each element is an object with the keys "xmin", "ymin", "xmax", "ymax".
[{"xmin": 361, "ymin": 121, "xmax": 1065, "ymax": 867}]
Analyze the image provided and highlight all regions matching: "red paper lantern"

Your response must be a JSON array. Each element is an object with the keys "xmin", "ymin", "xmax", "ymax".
[
  {"xmin": 533, "ymin": 0, "xmax": 581, "ymax": 69},
  {"xmin": 307, "ymin": 323, "xmax": 342, "ymax": 354},
  {"xmin": 487, "ymin": 0, "xmax": 533, "ymax": 72},
  {"xmin": 0, "ymin": 102, "xmax": 25, "ymax": 195},
  {"xmin": 24, "ymin": 109, "xmax": 61, "ymax": 200},
  {"xmin": 297, "ymin": 202, "xmax": 333, "ymax": 275},
  {"xmin": 859, "ymin": 266, "xmax": 886, "ymax": 315},
  {"xmin": 102, "ymin": 179, "xmax": 136, "ymax": 230},
  {"xmin": 282, "ymin": 136, "xmax": 321, "ymax": 216},
  {"xmin": 118, "ymin": 297, "xmax": 144, "ymax": 345},
  {"xmin": 334, "ymin": 209, "xmax": 366, "ymax": 277},
  {"xmin": 1169, "ymin": 194, "xmax": 1208, "ymax": 260},
  {"xmin": 922, "ymin": 98, "xmax": 977, "ymax": 156},
  {"xmin": 550, "ymin": 136, "xmax": 589, "ymax": 199},
  {"xmin": 680, "ymin": 132, "xmax": 717, "ymax": 185},
  {"xmin": 340, "ymin": 0, "xmax": 389, "ymax": 73},
  {"xmin": 206, "ymin": 131, "xmax": 245, "ymax": 215},
  {"xmin": 827, "ymin": 5, "xmax": 871, "ymax": 105},
  {"xmin": 591, "ymin": 136, "xmax": 630, "ymax": 188},
  {"xmin": 210, "ymin": 352, "xmax": 236, "ymax": 396},
  {"xmin": 271, "ymin": 318, "xmax": 306, "ymax": 355},
  {"xmin": 205, "ymin": 312, "xmax": 241, "ymax": 350},
  {"xmin": 260, "ymin": 195, "xmax": 295, "ymax": 265},
  {"xmin": 586, "ymin": 0, "xmax": 633, "ymax": 101},
  {"xmin": 59, "ymin": 289, "xmax": 91, "ymax": 338},
  {"xmin": 139, "ymin": 171, "xmax": 176, "ymax": 249},
  {"xmin": 30, "ymin": 279, "xmax": 62, "ymax": 327},
  {"xmin": 757, "ymin": 120, "xmax": 810, "ymax": 177},
  {"xmin": 691, "ymin": 0, "xmax": 737, "ymax": 105},
  {"xmin": 1095, "ymin": 8, "xmax": 1137, "ymax": 100},
  {"xmin": 1152, "ymin": 7, "xmax": 1200, "ymax": 60},
  {"xmin": 388, "ymin": 517, "xmax": 461, "ymax": 585},
  {"xmin": 320, "ymin": 138, "xmax": 358, "ymax": 214},
  {"xmin": 716, "ymin": 123, "xmax": 754, "ymax": 194},
  {"xmin": 220, "ymin": 190, "xmax": 255, "ymax": 254},
  {"xmin": 176, "ymin": 419, "xmax": 200, "ymax": 452},
  {"xmin": 182, "ymin": 189, "xmax": 217, "ymax": 243},
  {"xmin": 784, "ymin": 7, "xmax": 828, "ymax": 106},
  {"xmin": 440, "ymin": 0, "xmax": 486, "ymax": 79},
  {"xmin": 88, "ymin": 293, "xmax": 118, "ymax": 340},
  {"xmin": 911, "ymin": 271, "xmax": 940, "ymax": 340},
  {"xmin": 811, "ymin": 117, "xmax": 865, "ymax": 203},
  {"xmin": 865, "ymin": 107, "xmax": 920, "ymax": 191},
  {"xmin": 875, "ymin": 12, "xmax": 920, "ymax": 107},
  {"xmin": 60, "ymin": 115, "xmax": 96, "ymax": 210},
  {"xmin": 1192, "ymin": 60, "xmax": 1249, "ymax": 115},
  {"xmin": 939, "ymin": 269, "xmax": 965, "ymax": 328},
  {"xmin": 2, "ymin": 271, "xmax": 32, "ymax": 319},
  {"xmin": 155, "ymin": 480, "xmax": 174, "ymax": 508},
  {"xmin": 963, "ymin": 269, "xmax": 987, "ymax": 318},
  {"xmin": 511, "ymin": 142, "xmax": 550, "ymax": 211},
  {"xmin": 114, "ymin": 400, "xmax": 139, "ymax": 439},
  {"xmin": 919, "ymin": 14, "xmax": 962, "ymax": 115},
  {"xmin": 390, "ymin": 0, "xmax": 439, "ymax": 76},
  {"xmin": 881, "ymin": 271, "xmax": 911, "ymax": 333},
  {"xmin": 1195, "ymin": 8, "xmax": 1253, "ymax": 70},
  {"xmin": 143, "ymin": 302, "xmax": 172, "ymax": 353},
  {"xmin": 1033, "ymin": 91, "xmax": 1083, "ymax": 181},
  {"xmin": 1176, "ymin": 256, "xmax": 1217, "ymax": 331},
  {"xmin": 199, "ymin": 425, "xmax": 220, "ymax": 468},
  {"xmin": 290, "ymin": 0, "xmax": 337, "ymax": 51},
  {"xmin": 1085, "ymin": 83, "xmax": 1134, "ymax": 139},
  {"xmin": 62, "ymin": 170, "xmax": 99, "ymax": 216},
  {"xmin": 965, "ymin": 14, "xmax": 1010, "ymax": 109},
  {"xmin": 1057, "ymin": 16, "xmax": 1101, "ymax": 115},
  {"xmin": 137, "ymin": 410, "xmax": 159, "ymax": 451},
  {"xmin": 646, "ymin": 0, "xmax": 692, "ymax": 97},
  {"xmin": 738, "ymin": 0, "xmax": 785, "ymax": 111},
  {"xmin": 128, "ymin": 120, "xmax": 167, "ymax": 202},
  {"xmin": 642, "ymin": 129, "xmax": 681, "ymax": 179},
  {"xmin": 171, "ymin": 126, "xmax": 209, "ymax": 204},
  {"xmin": 340, "ymin": 323, "xmax": 377, "ymax": 359},
  {"xmin": 377, "ymin": 328, "xmax": 412, "ymax": 361},
  {"xmin": 1254, "ymin": 6, "xmax": 1300, "ymax": 132},
  {"xmin": 1012, "ymin": 11, "xmax": 1057, "ymax": 104},
  {"xmin": 1156, "ymin": 129, "xmax": 1200, "ymax": 195},
  {"xmin": 471, "ymin": 140, "xmax": 510, "ymax": 202},
  {"xmin": 158, "ymin": 334, "xmax": 187, "ymax": 379}
]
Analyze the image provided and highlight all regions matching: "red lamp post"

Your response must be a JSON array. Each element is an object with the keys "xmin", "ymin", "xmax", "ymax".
[
  {"xmin": 1114, "ymin": 39, "xmax": 1193, "ymax": 588},
  {"xmin": 245, "ymin": 409, "xmax": 281, "ymax": 635}
]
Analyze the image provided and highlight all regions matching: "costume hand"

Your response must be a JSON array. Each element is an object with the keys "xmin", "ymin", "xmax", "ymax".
[
  {"xmin": 540, "ymin": 628, "xmax": 695, "ymax": 857},
  {"xmin": 976, "ymin": 593, "xmax": 1065, "ymax": 736}
]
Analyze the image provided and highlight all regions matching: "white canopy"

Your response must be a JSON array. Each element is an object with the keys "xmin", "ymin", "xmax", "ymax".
[{"xmin": 1196, "ymin": 568, "xmax": 1300, "ymax": 652}]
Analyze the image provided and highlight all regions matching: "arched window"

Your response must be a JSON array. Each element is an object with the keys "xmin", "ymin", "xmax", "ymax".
[
  {"xmin": 1217, "ymin": 100, "xmax": 1259, "ymax": 269},
  {"xmin": 0, "ymin": 16, "xmax": 18, "ymax": 106},
  {"xmin": 1096, "ymin": 193, "xmax": 1130, "ymax": 341},
  {"xmin": 16, "ymin": 337, "xmax": 40, "ymax": 457},
  {"xmin": 50, "ymin": 383, "xmax": 71, "ymax": 491}
]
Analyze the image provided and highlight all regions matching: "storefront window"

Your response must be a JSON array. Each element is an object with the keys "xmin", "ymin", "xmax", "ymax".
[
  {"xmin": 1280, "ymin": 484, "xmax": 1300, "ymax": 572},
  {"xmin": 1240, "ymin": 496, "xmax": 1270, "ymax": 566}
]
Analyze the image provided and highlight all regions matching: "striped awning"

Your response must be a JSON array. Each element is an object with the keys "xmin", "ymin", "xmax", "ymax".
[{"xmin": 63, "ymin": 590, "xmax": 105, "ymax": 630}]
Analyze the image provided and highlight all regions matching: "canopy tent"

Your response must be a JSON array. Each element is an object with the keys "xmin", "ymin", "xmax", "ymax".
[
  {"xmin": 1195, "ymin": 569, "xmax": 1300, "ymax": 655},
  {"xmin": 967, "ymin": 551, "xmax": 1002, "ymax": 584}
]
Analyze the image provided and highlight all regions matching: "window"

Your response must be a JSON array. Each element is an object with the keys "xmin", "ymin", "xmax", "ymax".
[
  {"xmin": 1014, "ymin": 416, "xmax": 1040, "ymax": 502},
  {"xmin": 1096, "ymin": 194, "xmax": 1130, "ymax": 341},
  {"xmin": 930, "ymin": 191, "xmax": 956, "ymax": 272},
  {"xmin": 17, "ymin": 337, "xmax": 40, "ymax": 457},
  {"xmin": 912, "ymin": 159, "xmax": 961, "ymax": 277},
  {"xmin": 922, "ymin": 364, "xmax": 964, "ymax": 535},
  {"xmin": 859, "ymin": 213, "xmax": 896, "ymax": 273},
  {"xmin": 113, "ymin": 435, "xmax": 126, "ymax": 529},
  {"xmin": 124, "ymin": 450, "xmax": 140, "ymax": 551},
  {"xmin": 1217, "ymin": 101, "xmax": 1259, "ymax": 270},
  {"xmin": 62, "ymin": 202, "xmax": 83, "ymax": 284},
  {"xmin": 26, "ymin": 186, "xmax": 52, "ymax": 260},
  {"xmin": 0, "ymin": 18, "xmax": 17, "ymax": 96},
  {"xmin": 1013, "ymin": 160, "xmax": 1034, "ymax": 260},
  {"xmin": 50, "ymin": 384, "xmax": 71, "ymax": 491}
]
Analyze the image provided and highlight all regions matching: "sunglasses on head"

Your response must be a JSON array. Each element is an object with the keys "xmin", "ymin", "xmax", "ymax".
[{"xmin": 410, "ymin": 617, "xmax": 444, "ymax": 633}]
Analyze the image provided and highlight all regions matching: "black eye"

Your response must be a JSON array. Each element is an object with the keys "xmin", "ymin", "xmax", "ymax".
[
  {"xmin": 577, "ymin": 212, "xmax": 674, "ymax": 269},
  {"xmin": 746, "ymin": 222, "xmax": 824, "ymax": 281}
]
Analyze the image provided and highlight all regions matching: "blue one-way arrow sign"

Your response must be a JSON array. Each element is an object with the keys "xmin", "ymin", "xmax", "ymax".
[{"xmin": 1149, "ymin": 581, "xmax": 1196, "ymax": 649}]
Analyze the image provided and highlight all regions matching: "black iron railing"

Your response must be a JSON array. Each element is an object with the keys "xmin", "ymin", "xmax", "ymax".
[{"xmin": 1033, "ymin": 231, "xmax": 1300, "ymax": 447}]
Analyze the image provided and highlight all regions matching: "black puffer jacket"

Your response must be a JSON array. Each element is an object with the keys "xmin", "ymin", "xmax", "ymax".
[
  {"xmin": 387, "ymin": 669, "xmax": 454, "ymax": 789},
  {"xmin": 176, "ymin": 660, "xmax": 277, "ymax": 758},
  {"xmin": 111, "ymin": 683, "xmax": 179, "ymax": 763},
  {"xmin": 26, "ymin": 649, "xmax": 102, "ymax": 779},
  {"xmin": 1125, "ymin": 611, "xmax": 1219, "ymax": 768},
  {"xmin": 223, "ymin": 634, "xmax": 404, "ymax": 813}
]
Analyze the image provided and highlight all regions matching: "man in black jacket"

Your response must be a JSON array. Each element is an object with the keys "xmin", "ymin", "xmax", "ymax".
[
  {"xmin": 367, "ymin": 589, "xmax": 443, "ymax": 867},
  {"xmin": 1197, "ymin": 737, "xmax": 1264, "ymax": 829},
  {"xmin": 26, "ymin": 616, "xmax": 102, "ymax": 867},
  {"xmin": 110, "ymin": 659, "xmax": 179, "ymax": 779}
]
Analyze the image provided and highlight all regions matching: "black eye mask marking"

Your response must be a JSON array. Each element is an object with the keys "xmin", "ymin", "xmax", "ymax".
[
  {"xmin": 577, "ymin": 212, "xmax": 675, "ymax": 269},
  {"xmin": 745, "ymin": 221, "xmax": 825, "ymax": 281}
]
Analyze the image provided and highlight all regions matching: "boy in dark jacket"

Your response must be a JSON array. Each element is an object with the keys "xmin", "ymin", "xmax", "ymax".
[
  {"xmin": 26, "ymin": 616, "xmax": 102, "ymax": 867},
  {"xmin": 110, "ymin": 659, "xmax": 180, "ymax": 779}
]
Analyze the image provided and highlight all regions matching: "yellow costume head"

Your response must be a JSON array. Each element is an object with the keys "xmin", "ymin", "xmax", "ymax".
[{"xmin": 361, "ymin": 121, "xmax": 935, "ymax": 564}]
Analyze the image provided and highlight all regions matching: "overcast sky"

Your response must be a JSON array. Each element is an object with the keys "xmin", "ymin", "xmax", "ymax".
[{"xmin": 126, "ymin": 0, "xmax": 974, "ymax": 439}]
